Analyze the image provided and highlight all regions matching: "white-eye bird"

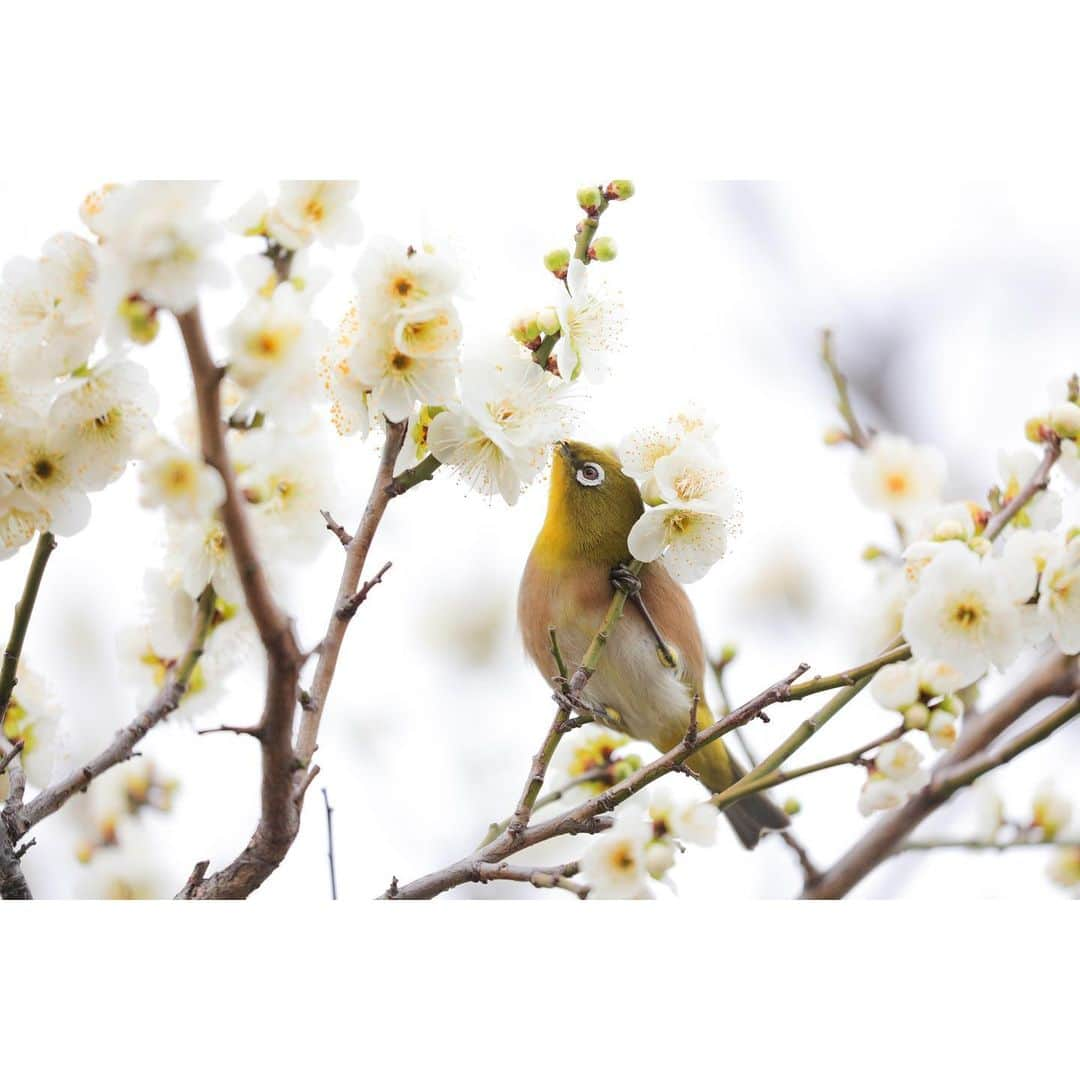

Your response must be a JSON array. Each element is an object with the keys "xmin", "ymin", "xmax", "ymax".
[{"xmin": 518, "ymin": 439, "xmax": 789, "ymax": 848}]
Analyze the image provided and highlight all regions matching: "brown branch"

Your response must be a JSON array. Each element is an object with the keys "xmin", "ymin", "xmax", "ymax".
[
  {"xmin": 983, "ymin": 436, "xmax": 1062, "ymax": 540},
  {"xmin": 320, "ymin": 510, "xmax": 352, "ymax": 547},
  {"xmin": 11, "ymin": 587, "xmax": 217, "ymax": 839},
  {"xmin": 175, "ymin": 307, "xmax": 305, "ymax": 900},
  {"xmin": 475, "ymin": 860, "xmax": 587, "ymax": 898},
  {"xmin": 383, "ymin": 661, "xmax": 809, "ymax": 900},
  {"xmin": 0, "ymin": 827, "xmax": 32, "ymax": 900},
  {"xmin": 336, "ymin": 561, "xmax": 392, "ymax": 622},
  {"xmin": 802, "ymin": 651, "xmax": 1078, "ymax": 899},
  {"xmin": 295, "ymin": 421, "xmax": 407, "ymax": 767},
  {"xmin": 820, "ymin": 329, "xmax": 869, "ymax": 449}
]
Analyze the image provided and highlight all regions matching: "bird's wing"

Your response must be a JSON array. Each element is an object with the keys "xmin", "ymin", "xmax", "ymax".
[{"xmin": 640, "ymin": 561, "xmax": 708, "ymax": 692}]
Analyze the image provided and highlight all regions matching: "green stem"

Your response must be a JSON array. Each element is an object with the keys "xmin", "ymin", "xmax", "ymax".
[
  {"xmin": 574, "ymin": 200, "xmax": 608, "ymax": 263},
  {"xmin": 788, "ymin": 644, "xmax": 911, "ymax": 700},
  {"xmin": 711, "ymin": 676, "xmax": 873, "ymax": 812},
  {"xmin": 901, "ymin": 836, "xmax": 1079, "ymax": 853},
  {"xmin": 820, "ymin": 329, "xmax": 868, "ymax": 448},
  {"xmin": 0, "ymin": 532, "xmax": 56, "ymax": 726},
  {"xmin": 531, "ymin": 331, "xmax": 561, "ymax": 371},
  {"xmin": 388, "ymin": 454, "xmax": 442, "ymax": 497}
]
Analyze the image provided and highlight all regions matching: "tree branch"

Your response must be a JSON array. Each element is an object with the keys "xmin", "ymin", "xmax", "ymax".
[
  {"xmin": 0, "ymin": 531, "xmax": 56, "ymax": 724},
  {"xmin": 983, "ymin": 436, "xmax": 1062, "ymax": 540},
  {"xmin": 801, "ymin": 651, "xmax": 1078, "ymax": 899},
  {"xmin": 10, "ymin": 587, "xmax": 216, "ymax": 839},
  {"xmin": 295, "ymin": 422, "xmax": 407, "ymax": 768}
]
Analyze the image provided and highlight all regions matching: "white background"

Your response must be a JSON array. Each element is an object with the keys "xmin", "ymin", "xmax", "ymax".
[{"xmin": 5, "ymin": 0, "xmax": 1080, "ymax": 1072}]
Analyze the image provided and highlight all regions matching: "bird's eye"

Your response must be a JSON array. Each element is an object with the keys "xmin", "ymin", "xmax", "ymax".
[{"xmin": 576, "ymin": 462, "xmax": 604, "ymax": 487}]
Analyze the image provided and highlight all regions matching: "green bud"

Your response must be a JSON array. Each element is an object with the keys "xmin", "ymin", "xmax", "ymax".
[
  {"xmin": 543, "ymin": 248, "xmax": 571, "ymax": 275},
  {"xmin": 861, "ymin": 545, "xmax": 885, "ymax": 562},
  {"xmin": 510, "ymin": 313, "xmax": 541, "ymax": 344},
  {"xmin": 537, "ymin": 307, "xmax": 560, "ymax": 336},
  {"xmin": 605, "ymin": 179, "xmax": 635, "ymax": 200},
  {"xmin": 823, "ymin": 426, "xmax": 849, "ymax": 446},
  {"xmin": 719, "ymin": 643, "xmax": 738, "ymax": 664},
  {"xmin": 1025, "ymin": 416, "xmax": 1050, "ymax": 443},
  {"xmin": 589, "ymin": 236, "xmax": 618, "ymax": 261},
  {"xmin": 782, "ymin": 797, "xmax": 801, "ymax": 817},
  {"xmin": 577, "ymin": 185, "xmax": 603, "ymax": 212},
  {"xmin": 1050, "ymin": 402, "xmax": 1080, "ymax": 440},
  {"xmin": 119, "ymin": 296, "xmax": 159, "ymax": 345}
]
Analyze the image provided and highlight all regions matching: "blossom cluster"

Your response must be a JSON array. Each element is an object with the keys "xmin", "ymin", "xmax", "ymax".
[
  {"xmin": 847, "ymin": 379, "xmax": 1080, "ymax": 817},
  {"xmin": 618, "ymin": 408, "xmax": 738, "ymax": 583},
  {"xmin": 578, "ymin": 776, "xmax": 721, "ymax": 899}
]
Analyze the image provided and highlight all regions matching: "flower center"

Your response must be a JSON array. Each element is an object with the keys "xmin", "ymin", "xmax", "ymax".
[
  {"xmin": 392, "ymin": 275, "xmax": 414, "ymax": 299},
  {"xmin": 884, "ymin": 471, "xmax": 909, "ymax": 495},
  {"xmin": 391, "ymin": 352, "xmax": 412, "ymax": 372}
]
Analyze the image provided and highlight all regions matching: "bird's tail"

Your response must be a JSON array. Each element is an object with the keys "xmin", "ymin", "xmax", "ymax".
[{"xmin": 683, "ymin": 717, "xmax": 790, "ymax": 850}]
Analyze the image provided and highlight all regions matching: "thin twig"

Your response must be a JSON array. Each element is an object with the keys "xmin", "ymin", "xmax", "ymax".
[
  {"xmin": 322, "ymin": 787, "xmax": 338, "ymax": 900},
  {"xmin": 820, "ymin": 329, "xmax": 869, "ymax": 449},
  {"xmin": 475, "ymin": 860, "xmax": 588, "ymax": 899},
  {"xmin": 900, "ymin": 836, "xmax": 1080, "ymax": 853},
  {"xmin": 983, "ymin": 436, "xmax": 1062, "ymax": 540},
  {"xmin": 320, "ymin": 510, "xmax": 352, "ymax": 547},
  {"xmin": 336, "ymin": 561, "xmax": 392, "ymax": 621},
  {"xmin": 0, "ymin": 531, "xmax": 57, "ymax": 724}
]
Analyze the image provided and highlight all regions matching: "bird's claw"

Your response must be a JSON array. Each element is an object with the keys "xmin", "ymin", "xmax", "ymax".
[{"xmin": 610, "ymin": 564, "xmax": 642, "ymax": 596}]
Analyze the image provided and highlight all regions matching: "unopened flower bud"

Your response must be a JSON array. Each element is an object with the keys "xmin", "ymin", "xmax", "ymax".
[
  {"xmin": 1033, "ymin": 782, "xmax": 1072, "ymax": 838},
  {"xmin": 510, "ymin": 313, "xmax": 541, "ymax": 344},
  {"xmin": 782, "ymin": 797, "xmax": 802, "ymax": 817},
  {"xmin": 605, "ymin": 179, "xmax": 635, "ymax": 200},
  {"xmin": 543, "ymin": 248, "xmax": 571, "ymax": 275},
  {"xmin": 1025, "ymin": 416, "xmax": 1050, "ymax": 443},
  {"xmin": 932, "ymin": 520, "xmax": 966, "ymax": 543},
  {"xmin": 823, "ymin": 426, "xmax": 849, "ymax": 446},
  {"xmin": 644, "ymin": 839, "xmax": 677, "ymax": 879},
  {"xmin": 589, "ymin": 236, "xmax": 618, "ymax": 262},
  {"xmin": 1050, "ymin": 402, "xmax": 1080, "ymax": 440},
  {"xmin": 927, "ymin": 708, "xmax": 958, "ymax": 750},
  {"xmin": 904, "ymin": 702, "xmax": 931, "ymax": 731},
  {"xmin": 537, "ymin": 307, "xmax": 560, "ymax": 336},
  {"xmin": 968, "ymin": 536, "xmax": 992, "ymax": 557},
  {"xmin": 75, "ymin": 840, "xmax": 94, "ymax": 864},
  {"xmin": 862, "ymin": 544, "xmax": 886, "ymax": 561},
  {"xmin": 577, "ymin": 185, "xmax": 603, "ymax": 212},
  {"xmin": 1047, "ymin": 847, "xmax": 1080, "ymax": 889},
  {"xmin": 119, "ymin": 296, "xmax": 160, "ymax": 345},
  {"xmin": 719, "ymin": 643, "xmax": 738, "ymax": 664}
]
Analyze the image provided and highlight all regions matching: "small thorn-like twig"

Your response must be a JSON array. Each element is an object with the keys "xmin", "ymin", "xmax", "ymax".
[
  {"xmin": 294, "ymin": 764, "xmax": 320, "ymax": 807},
  {"xmin": 683, "ymin": 693, "xmax": 700, "ymax": 748},
  {"xmin": 0, "ymin": 739, "xmax": 24, "ymax": 776},
  {"xmin": 336, "ymin": 561, "xmax": 392, "ymax": 621},
  {"xmin": 179, "ymin": 860, "xmax": 210, "ymax": 898},
  {"xmin": 13, "ymin": 837, "xmax": 36, "ymax": 861},
  {"xmin": 197, "ymin": 723, "xmax": 263, "ymax": 739},
  {"xmin": 320, "ymin": 510, "xmax": 353, "ymax": 547},
  {"xmin": 547, "ymin": 626, "xmax": 568, "ymax": 681},
  {"xmin": 321, "ymin": 787, "xmax": 338, "ymax": 900}
]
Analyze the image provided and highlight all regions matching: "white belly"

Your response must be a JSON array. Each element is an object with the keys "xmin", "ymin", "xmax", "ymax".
[{"xmin": 555, "ymin": 611, "xmax": 696, "ymax": 750}]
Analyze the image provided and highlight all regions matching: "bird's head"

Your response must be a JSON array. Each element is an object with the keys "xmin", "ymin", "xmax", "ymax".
[{"xmin": 532, "ymin": 440, "xmax": 644, "ymax": 567}]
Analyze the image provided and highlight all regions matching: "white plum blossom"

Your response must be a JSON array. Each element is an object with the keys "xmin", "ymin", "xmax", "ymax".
[
  {"xmin": 0, "ymin": 234, "xmax": 100, "ymax": 378},
  {"xmin": 266, "ymin": 182, "xmax": 363, "ymax": 251},
  {"xmin": 1046, "ymin": 847, "xmax": 1080, "ymax": 891},
  {"xmin": 1, "ymin": 663, "xmax": 61, "ymax": 789},
  {"xmin": 351, "ymin": 318, "xmax": 458, "ymax": 423},
  {"xmin": 137, "ymin": 436, "xmax": 225, "ymax": 519},
  {"xmin": 902, "ymin": 542, "xmax": 1023, "ymax": 683},
  {"xmin": 49, "ymin": 355, "xmax": 158, "ymax": 490},
  {"xmin": 167, "ymin": 516, "xmax": 242, "ymax": 605},
  {"xmin": 648, "ymin": 785, "xmax": 720, "ymax": 847},
  {"xmin": 618, "ymin": 408, "xmax": 720, "ymax": 504},
  {"xmin": 852, "ymin": 434, "xmax": 945, "ymax": 521},
  {"xmin": 352, "ymin": 237, "xmax": 460, "ymax": 321},
  {"xmin": 858, "ymin": 739, "xmax": 927, "ymax": 815},
  {"xmin": 871, "ymin": 662, "xmax": 921, "ymax": 710},
  {"xmin": 91, "ymin": 182, "xmax": 226, "ymax": 313},
  {"xmin": 1038, "ymin": 534, "xmax": 1080, "ymax": 654},
  {"xmin": 555, "ymin": 258, "xmax": 623, "ymax": 383},
  {"xmin": 999, "ymin": 529, "xmax": 1059, "ymax": 644},
  {"xmin": 226, "ymin": 283, "xmax": 325, "ymax": 419},
  {"xmin": 233, "ymin": 428, "xmax": 335, "ymax": 562},
  {"xmin": 997, "ymin": 449, "xmax": 1061, "ymax": 531},
  {"xmin": 1032, "ymin": 781, "xmax": 1073, "ymax": 838},
  {"xmin": 579, "ymin": 817, "xmax": 653, "ymax": 899},
  {"xmin": 427, "ymin": 343, "xmax": 573, "ymax": 506},
  {"xmin": 627, "ymin": 440, "xmax": 736, "ymax": 584},
  {"xmin": 927, "ymin": 704, "xmax": 960, "ymax": 750},
  {"xmin": 2, "ymin": 422, "xmax": 91, "ymax": 537}
]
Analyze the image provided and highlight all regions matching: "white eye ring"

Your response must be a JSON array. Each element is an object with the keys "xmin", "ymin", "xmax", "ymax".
[{"xmin": 576, "ymin": 462, "xmax": 605, "ymax": 487}]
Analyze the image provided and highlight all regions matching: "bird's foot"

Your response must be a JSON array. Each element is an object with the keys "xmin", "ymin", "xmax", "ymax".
[{"xmin": 609, "ymin": 564, "xmax": 642, "ymax": 597}]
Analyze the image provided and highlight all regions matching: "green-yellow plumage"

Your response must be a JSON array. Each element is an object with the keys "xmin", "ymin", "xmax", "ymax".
[{"xmin": 518, "ymin": 439, "xmax": 788, "ymax": 849}]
